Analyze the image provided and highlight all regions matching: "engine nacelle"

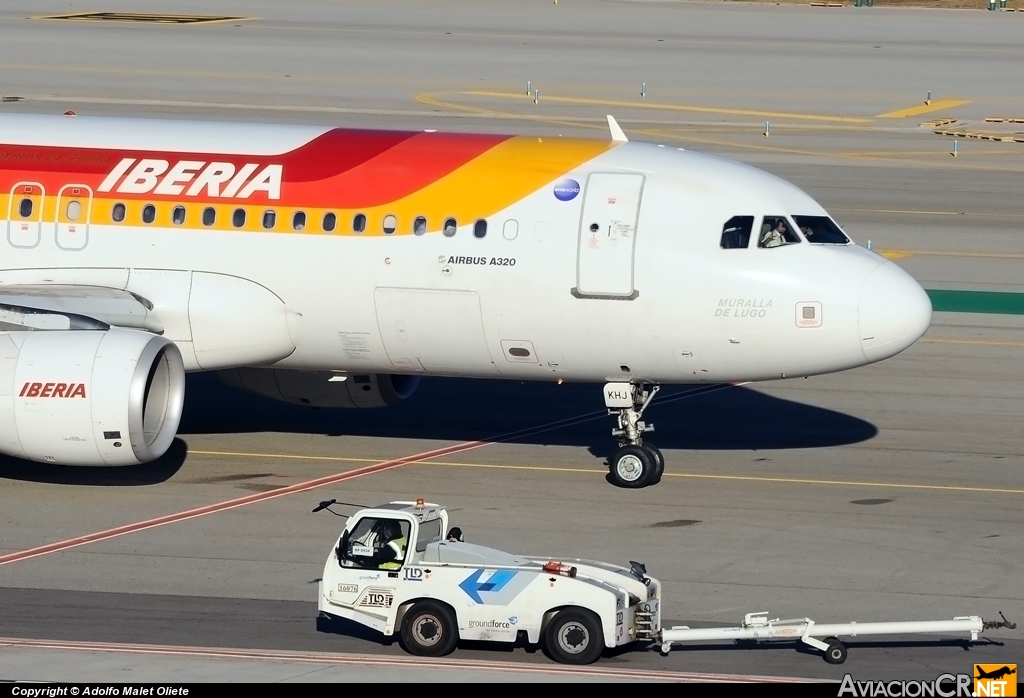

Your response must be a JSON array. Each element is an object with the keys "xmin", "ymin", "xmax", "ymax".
[
  {"xmin": 217, "ymin": 368, "xmax": 419, "ymax": 408},
  {"xmin": 0, "ymin": 329, "xmax": 185, "ymax": 466}
]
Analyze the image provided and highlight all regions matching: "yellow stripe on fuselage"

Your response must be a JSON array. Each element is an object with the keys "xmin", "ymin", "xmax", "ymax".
[
  {"xmin": 351, "ymin": 135, "xmax": 613, "ymax": 235},
  {"xmin": 0, "ymin": 137, "xmax": 615, "ymax": 238}
]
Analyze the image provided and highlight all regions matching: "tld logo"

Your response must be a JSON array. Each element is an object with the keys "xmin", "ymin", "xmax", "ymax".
[
  {"xmin": 403, "ymin": 567, "xmax": 424, "ymax": 582},
  {"xmin": 359, "ymin": 591, "xmax": 393, "ymax": 608}
]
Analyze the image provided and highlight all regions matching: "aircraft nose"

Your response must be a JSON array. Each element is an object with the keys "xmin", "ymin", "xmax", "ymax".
[{"xmin": 858, "ymin": 261, "xmax": 932, "ymax": 363}]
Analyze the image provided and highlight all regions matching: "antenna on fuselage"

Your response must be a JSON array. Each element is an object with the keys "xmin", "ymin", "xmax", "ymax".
[{"xmin": 607, "ymin": 115, "xmax": 628, "ymax": 143}]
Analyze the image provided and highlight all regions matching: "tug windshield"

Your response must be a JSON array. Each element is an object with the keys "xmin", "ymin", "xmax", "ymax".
[{"xmin": 339, "ymin": 517, "xmax": 411, "ymax": 569}]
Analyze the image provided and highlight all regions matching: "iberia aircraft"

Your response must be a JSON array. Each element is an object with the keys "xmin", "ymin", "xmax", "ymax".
[{"xmin": 0, "ymin": 112, "xmax": 931, "ymax": 488}]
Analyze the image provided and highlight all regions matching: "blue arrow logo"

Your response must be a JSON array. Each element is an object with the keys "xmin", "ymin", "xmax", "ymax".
[{"xmin": 459, "ymin": 569, "xmax": 517, "ymax": 604}]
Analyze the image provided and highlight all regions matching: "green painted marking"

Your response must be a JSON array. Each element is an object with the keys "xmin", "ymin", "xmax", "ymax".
[{"xmin": 927, "ymin": 289, "xmax": 1024, "ymax": 315}]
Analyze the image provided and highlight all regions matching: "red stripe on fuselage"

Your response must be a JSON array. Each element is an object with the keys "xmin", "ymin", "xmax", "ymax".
[
  {"xmin": 284, "ymin": 131, "xmax": 509, "ymax": 208},
  {"xmin": 0, "ymin": 129, "xmax": 509, "ymax": 207}
]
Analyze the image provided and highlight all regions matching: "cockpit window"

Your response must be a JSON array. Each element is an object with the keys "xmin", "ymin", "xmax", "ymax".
[
  {"xmin": 720, "ymin": 216, "xmax": 753, "ymax": 249},
  {"xmin": 758, "ymin": 216, "xmax": 800, "ymax": 248},
  {"xmin": 792, "ymin": 215, "xmax": 850, "ymax": 244}
]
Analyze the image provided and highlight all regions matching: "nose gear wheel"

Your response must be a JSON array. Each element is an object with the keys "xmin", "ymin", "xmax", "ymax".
[{"xmin": 604, "ymin": 382, "xmax": 663, "ymax": 488}]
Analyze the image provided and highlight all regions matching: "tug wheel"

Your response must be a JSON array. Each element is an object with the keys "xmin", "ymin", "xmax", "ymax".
[
  {"xmin": 543, "ymin": 608, "xmax": 605, "ymax": 665},
  {"xmin": 400, "ymin": 600, "xmax": 459, "ymax": 657}
]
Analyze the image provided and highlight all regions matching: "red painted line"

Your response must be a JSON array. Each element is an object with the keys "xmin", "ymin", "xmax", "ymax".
[
  {"xmin": 0, "ymin": 439, "xmax": 486, "ymax": 567},
  {"xmin": 0, "ymin": 383, "xmax": 740, "ymax": 567},
  {"xmin": 0, "ymin": 636, "xmax": 812, "ymax": 682}
]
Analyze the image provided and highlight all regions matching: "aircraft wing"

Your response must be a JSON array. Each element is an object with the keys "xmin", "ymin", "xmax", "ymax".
[{"xmin": 0, "ymin": 285, "xmax": 163, "ymax": 333}]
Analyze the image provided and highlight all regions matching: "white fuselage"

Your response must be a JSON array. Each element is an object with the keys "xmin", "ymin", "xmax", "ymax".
[{"xmin": 1, "ymin": 116, "xmax": 931, "ymax": 387}]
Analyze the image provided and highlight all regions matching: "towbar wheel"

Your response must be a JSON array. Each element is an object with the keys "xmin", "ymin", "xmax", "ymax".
[{"xmin": 823, "ymin": 637, "xmax": 848, "ymax": 665}]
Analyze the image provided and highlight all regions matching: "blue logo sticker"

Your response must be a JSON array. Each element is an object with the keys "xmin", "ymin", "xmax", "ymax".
[
  {"xmin": 553, "ymin": 179, "xmax": 580, "ymax": 201},
  {"xmin": 459, "ymin": 569, "xmax": 516, "ymax": 604}
]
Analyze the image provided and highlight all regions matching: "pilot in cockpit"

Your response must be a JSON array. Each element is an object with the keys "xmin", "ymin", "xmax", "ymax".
[{"xmin": 759, "ymin": 218, "xmax": 798, "ymax": 248}]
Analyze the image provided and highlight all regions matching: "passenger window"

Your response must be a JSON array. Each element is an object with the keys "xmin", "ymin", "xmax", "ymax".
[
  {"xmin": 757, "ymin": 216, "xmax": 800, "ymax": 248},
  {"xmin": 383, "ymin": 214, "xmax": 397, "ymax": 235},
  {"xmin": 232, "ymin": 208, "xmax": 246, "ymax": 228},
  {"xmin": 353, "ymin": 213, "xmax": 366, "ymax": 233},
  {"xmin": 112, "ymin": 203, "xmax": 126, "ymax": 223},
  {"xmin": 202, "ymin": 207, "xmax": 216, "ymax": 227},
  {"xmin": 66, "ymin": 201, "xmax": 82, "ymax": 222},
  {"xmin": 720, "ymin": 216, "xmax": 753, "ymax": 249},
  {"xmin": 172, "ymin": 206, "xmax": 186, "ymax": 226},
  {"xmin": 503, "ymin": 219, "xmax": 518, "ymax": 240},
  {"xmin": 18, "ymin": 199, "xmax": 33, "ymax": 218},
  {"xmin": 292, "ymin": 211, "xmax": 306, "ymax": 231},
  {"xmin": 443, "ymin": 217, "xmax": 457, "ymax": 237},
  {"xmin": 142, "ymin": 204, "xmax": 156, "ymax": 224},
  {"xmin": 262, "ymin": 211, "xmax": 276, "ymax": 230},
  {"xmin": 323, "ymin": 212, "xmax": 337, "ymax": 232},
  {"xmin": 792, "ymin": 215, "xmax": 850, "ymax": 244},
  {"xmin": 413, "ymin": 216, "xmax": 427, "ymax": 236},
  {"xmin": 339, "ymin": 517, "xmax": 412, "ymax": 570},
  {"xmin": 474, "ymin": 219, "xmax": 487, "ymax": 239}
]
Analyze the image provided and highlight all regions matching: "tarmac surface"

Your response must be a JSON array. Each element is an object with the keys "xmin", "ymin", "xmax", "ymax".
[{"xmin": 1, "ymin": 0, "xmax": 1023, "ymax": 684}]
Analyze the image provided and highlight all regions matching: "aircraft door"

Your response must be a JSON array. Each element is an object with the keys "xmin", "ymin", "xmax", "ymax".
[
  {"xmin": 55, "ymin": 184, "xmax": 93, "ymax": 251},
  {"xmin": 573, "ymin": 172, "xmax": 644, "ymax": 300},
  {"xmin": 7, "ymin": 183, "xmax": 45, "ymax": 248}
]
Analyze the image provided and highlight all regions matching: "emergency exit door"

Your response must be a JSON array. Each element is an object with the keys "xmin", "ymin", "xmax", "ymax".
[
  {"xmin": 7, "ymin": 183, "xmax": 45, "ymax": 248},
  {"xmin": 55, "ymin": 184, "xmax": 93, "ymax": 251},
  {"xmin": 573, "ymin": 172, "xmax": 644, "ymax": 300}
]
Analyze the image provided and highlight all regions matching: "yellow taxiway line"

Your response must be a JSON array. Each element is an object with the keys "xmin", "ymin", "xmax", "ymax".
[
  {"xmin": 877, "ymin": 100, "xmax": 971, "ymax": 118},
  {"xmin": 879, "ymin": 250, "xmax": 915, "ymax": 260},
  {"xmin": 189, "ymin": 450, "xmax": 1024, "ymax": 496},
  {"xmin": 191, "ymin": 449, "xmax": 370, "ymax": 463},
  {"xmin": 417, "ymin": 460, "xmax": 1024, "ymax": 495},
  {"xmin": 831, "ymin": 208, "xmax": 1024, "ymax": 219},
  {"xmin": 462, "ymin": 91, "xmax": 873, "ymax": 123},
  {"xmin": 879, "ymin": 248, "xmax": 1024, "ymax": 260},
  {"xmin": 924, "ymin": 338, "xmax": 1024, "ymax": 348}
]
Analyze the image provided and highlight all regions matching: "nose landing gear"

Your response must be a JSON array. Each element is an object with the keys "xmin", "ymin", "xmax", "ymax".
[{"xmin": 604, "ymin": 382, "xmax": 664, "ymax": 488}]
